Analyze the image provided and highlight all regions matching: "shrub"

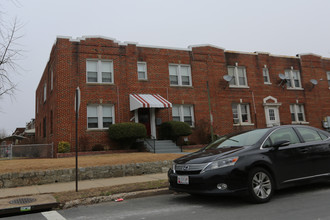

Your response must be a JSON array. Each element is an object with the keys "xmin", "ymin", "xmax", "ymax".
[
  {"xmin": 58, "ymin": 141, "xmax": 70, "ymax": 153},
  {"xmin": 92, "ymin": 144, "xmax": 104, "ymax": 151},
  {"xmin": 160, "ymin": 121, "xmax": 192, "ymax": 142},
  {"xmin": 108, "ymin": 123, "xmax": 147, "ymax": 149}
]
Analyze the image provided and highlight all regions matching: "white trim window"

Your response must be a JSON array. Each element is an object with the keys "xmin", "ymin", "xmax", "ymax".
[
  {"xmin": 263, "ymin": 67, "xmax": 271, "ymax": 84},
  {"xmin": 227, "ymin": 65, "xmax": 248, "ymax": 87},
  {"xmin": 290, "ymin": 104, "xmax": 306, "ymax": 123},
  {"xmin": 172, "ymin": 105, "xmax": 194, "ymax": 126},
  {"xmin": 169, "ymin": 64, "xmax": 192, "ymax": 86},
  {"xmin": 86, "ymin": 60, "xmax": 114, "ymax": 84},
  {"xmin": 232, "ymin": 103, "xmax": 252, "ymax": 125},
  {"xmin": 137, "ymin": 62, "xmax": 147, "ymax": 80},
  {"xmin": 87, "ymin": 104, "xmax": 114, "ymax": 129},
  {"xmin": 327, "ymin": 71, "xmax": 330, "ymax": 88},
  {"xmin": 285, "ymin": 68, "xmax": 302, "ymax": 89},
  {"xmin": 43, "ymin": 83, "xmax": 47, "ymax": 102}
]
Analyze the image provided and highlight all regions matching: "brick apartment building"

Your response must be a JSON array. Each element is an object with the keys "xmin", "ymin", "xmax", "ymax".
[{"xmin": 35, "ymin": 36, "xmax": 330, "ymax": 152}]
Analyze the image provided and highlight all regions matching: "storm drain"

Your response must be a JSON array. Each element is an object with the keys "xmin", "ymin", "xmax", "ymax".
[{"xmin": 9, "ymin": 197, "xmax": 37, "ymax": 205}]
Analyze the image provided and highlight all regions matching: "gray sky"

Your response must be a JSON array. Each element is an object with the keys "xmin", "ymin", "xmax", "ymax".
[{"xmin": 1, "ymin": 0, "xmax": 330, "ymax": 135}]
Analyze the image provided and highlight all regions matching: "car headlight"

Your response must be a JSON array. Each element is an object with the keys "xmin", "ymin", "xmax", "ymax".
[
  {"xmin": 202, "ymin": 157, "xmax": 239, "ymax": 173},
  {"xmin": 172, "ymin": 163, "xmax": 176, "ymax": 174}
]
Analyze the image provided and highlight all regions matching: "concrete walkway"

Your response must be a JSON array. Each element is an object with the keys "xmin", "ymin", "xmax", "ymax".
[{"xmin": 0, "ymin": 173, "xmax": 168, "ymax": 198}]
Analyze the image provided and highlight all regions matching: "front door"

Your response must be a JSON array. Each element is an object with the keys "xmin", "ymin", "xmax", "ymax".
[
  {"xmin": 138, "ymin": 108, "xmax": 151, "ymax": 137},
  {"xmin": 265, "ymin": 107, "xmax": 280, "ymax": 127}
]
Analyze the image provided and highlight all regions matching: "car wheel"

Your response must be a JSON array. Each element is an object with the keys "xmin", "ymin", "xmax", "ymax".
[{"xmin": 248, "ymin": 168, "xmax": 274, "ymax": 203}]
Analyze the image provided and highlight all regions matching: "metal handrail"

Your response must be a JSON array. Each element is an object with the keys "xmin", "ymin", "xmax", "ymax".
[{"xmin": 144, "ymin": 137, "xmax": 156, "ymax": 153}]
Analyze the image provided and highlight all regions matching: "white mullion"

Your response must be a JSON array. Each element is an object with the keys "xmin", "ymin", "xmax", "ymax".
[
  {"xmin": 177, "ymin": 65, "xmax": 182, "ymax": 86},
  {"xmin": 97, "ymin": 105, "xmax": 103, "ymax": 128},
  {"xmin": 97, "ymin": 60, "xmax": 101, "ymax": 83},
  {"xmin": 112, "ymin": 105, "xmax": 115, "ymax": 124},
  {"xmin": 180, "ymin": 105, "xmax": 184, "ymax": 122},
  {"xmin": 238, "ymin": 104, "xmax": 242, "ymax": 124},
  {"xmin": 294, "ymin": 104, "xmax": 298, "ymax": 122},
  {"xmin": 235, "ymin": 66, "xmax": 239, "ymax": 86},
  {"xmin": 190, "ymin": 105, "xmax": 195, "ymax": 127},
  {"xmin": 290, "ymin": 69, "xmax": 294, "ymax": 88}
]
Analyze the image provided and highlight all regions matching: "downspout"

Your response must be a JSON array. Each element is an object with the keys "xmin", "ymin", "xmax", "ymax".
[{"xmin": 252, "ymin": 91, "xmax": 257, "ymax": 128}]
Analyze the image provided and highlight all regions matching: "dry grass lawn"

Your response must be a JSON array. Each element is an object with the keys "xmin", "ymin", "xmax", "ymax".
[{"xmin": 0, "ymin": 153, "xmax": 182, "ymax": 174}]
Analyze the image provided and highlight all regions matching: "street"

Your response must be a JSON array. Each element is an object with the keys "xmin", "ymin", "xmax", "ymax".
[{"xmin": 4, "ymin": 183, "xmax": 330, "ymax": 220}]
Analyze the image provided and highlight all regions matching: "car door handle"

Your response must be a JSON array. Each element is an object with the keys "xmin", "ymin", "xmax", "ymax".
[{"xmin": 298, "ymin": 148, "xmax": 309, "ymax": 154}]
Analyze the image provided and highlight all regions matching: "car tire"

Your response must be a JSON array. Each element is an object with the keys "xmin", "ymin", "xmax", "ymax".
[{"xmin": 248, "ymin": 167, "xmax": 274, "ymax": 203}]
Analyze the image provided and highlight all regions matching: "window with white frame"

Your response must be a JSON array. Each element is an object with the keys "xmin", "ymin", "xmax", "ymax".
[
  {"xmin": 263, "ymin": 67, "xmax": 270, "ymax": 84},
  {"xmin": 285, "ymin": 68, "xmax": 302, "ymax": 89},
  {"xmin": 327, "ymin": 71, "xmax": 330, "ymax": 87},
  {"xmin": 87, "ymin": 104, "xmax": 114, "ymax": 129},
  {"xmin": 43, "ymin": 83, "xmax": 47, "ymax": 102},
  {"xmin": 86, "ymin": 60, "xmax": 113, "ymax": 83},
  {"xmin": 227, "ymin": 65, "xmax": 248, "ymax": 87},
  {"xmin": 172, "ymin": 105, "xmax": 194, "ymax": 126},
  {"xmin": 290, "ymin": 104, "xmax": 306, "ymax": 123},
  {"xmin": 137, "ymin": 62, "xmax": 147, "ymax": 80},
  {"xmin": 169, "ymin": 64, "xmax": 192, "ymax": 86},
  {"xmin": 232, "ymin": 103, "xmax": 251, "ymax": 124}
]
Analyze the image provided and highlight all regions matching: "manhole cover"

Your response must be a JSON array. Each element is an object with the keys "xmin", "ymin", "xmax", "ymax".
[{"xmin": 9, "ymin": 197, "xmax": 37, "ymax": 204}]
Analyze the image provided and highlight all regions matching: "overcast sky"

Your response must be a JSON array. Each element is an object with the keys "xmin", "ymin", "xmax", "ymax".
[{"xmin": 1, "ymin": 0, "xmax": 330, "ymax": 135}]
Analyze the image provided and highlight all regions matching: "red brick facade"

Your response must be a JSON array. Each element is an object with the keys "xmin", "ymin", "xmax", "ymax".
[{"xmin": 35, "ymin": 36, "xmax": 330, "ymax": 153}]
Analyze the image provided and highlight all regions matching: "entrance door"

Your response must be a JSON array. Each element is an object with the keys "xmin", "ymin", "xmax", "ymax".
[
  {"xmin": 138, "ymin": 108, "xmax": 151, "ymax": 137},
  {"xmin": 265, "ymin": 107, "xmax": 280, "ymax": 127}
]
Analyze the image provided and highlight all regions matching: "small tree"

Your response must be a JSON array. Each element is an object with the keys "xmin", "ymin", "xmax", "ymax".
[
  {"xmin": 108, "ymin": 123, "xmax": 147, "ymax": 149},
  {"xmin": 160, "ymin": 121, "xmax": 192, "ymax": 143}
]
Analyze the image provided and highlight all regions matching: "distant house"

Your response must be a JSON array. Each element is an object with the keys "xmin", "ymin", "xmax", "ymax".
[
  {"xmin": 35, "ymin": 36, "xmax": 330, "ymax": 153},
  {"xmin": 1, "ymin": 119, "xmax": 35, "ymax": 145}
]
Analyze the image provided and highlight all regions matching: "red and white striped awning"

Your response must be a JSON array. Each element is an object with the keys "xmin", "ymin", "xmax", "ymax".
[{"xmin": 129, "ymin": 94, "xmax": 172, "ymax": 111}]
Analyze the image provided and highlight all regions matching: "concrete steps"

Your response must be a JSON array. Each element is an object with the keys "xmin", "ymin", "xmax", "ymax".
[{"xmin": 144, "ymin": 140, "xmax": 181, "ymax": 153}]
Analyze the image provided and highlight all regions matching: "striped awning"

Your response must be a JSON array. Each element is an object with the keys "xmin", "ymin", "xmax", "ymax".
[{"xmin": 129, "ymin": 94, "xmax": 172, "ymax": 111}]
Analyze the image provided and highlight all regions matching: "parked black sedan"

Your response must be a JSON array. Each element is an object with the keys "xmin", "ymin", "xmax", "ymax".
[{"xmin": 168, "ymin": 125, "xmax": 330, "ymax": 203}]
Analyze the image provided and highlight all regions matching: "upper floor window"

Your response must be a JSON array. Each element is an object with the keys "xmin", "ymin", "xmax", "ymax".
[
  {"xmin": 50, "ymin": 69, "xmax": 54, "ymax": 91},
  {"xmin": 137, "ymin": 62, "xmax": 147, "ymax": 80},
  {"xmin": 232, "ymin": 103, "xmax": 251, "ymax": 125},
  {"xmin": 263, "ymin": 67, "xmax": 271, "ymax": 84},
  {"xmin": 169, "ymin": 64, "xmax": 192, "ymax": 86},
  {"xmin": 290, "ymin": 104, "xmax": 306, "ymax": 123},
  {"xmin": 86, "ymin": 60, "xmax": 113, "ymax": 84},
  {"xmin": 172, "ymin": 104, "xmax": 194, "ymax": 126},
  {"xmin": 43, "ymin": 83, "xmax": 47, "ymax": 102},
  {"xmin": 227, "ymin": 65, "xmax": 248, "ymax": 87},
  {"xmin": 285, "ymin": 68, "xmax": 302, "ymax": 89},
  {"xmin": 87, "ymin": 104, "xmax": 114, "ymax": 129},
  {"xmin": 327, "ymin": 71, "xmax": 330, "ymax": 88}
]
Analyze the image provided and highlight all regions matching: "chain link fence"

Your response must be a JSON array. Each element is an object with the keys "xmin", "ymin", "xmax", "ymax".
[{"xmin": 0, "ymin": 143, "xmax": 54, "ymax": 159}]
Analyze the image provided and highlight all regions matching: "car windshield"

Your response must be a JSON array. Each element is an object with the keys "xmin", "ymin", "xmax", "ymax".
[{"xmin": 204, "ymin": 128, "xmax": 270, "ymax": 150}]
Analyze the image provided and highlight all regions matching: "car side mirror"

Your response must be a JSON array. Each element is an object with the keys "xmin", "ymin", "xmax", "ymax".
[{"xmin": 272, "ymin": 140, "xmax": 290, "ymax": 150}]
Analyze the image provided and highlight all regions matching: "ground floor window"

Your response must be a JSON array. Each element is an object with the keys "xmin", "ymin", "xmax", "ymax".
[
  {"xmin": 232, "ymin": 103, "xmax": 251, "ymax": 125},
  {"xmin": 290, "ymin": 104, "xmax": 306, "ymax": 123},
  {"xmin": 172, "ymin": 105, "xmax": 194, "ymax": 126},
  {"xmin": 87, "ymin": 104, "xmax": 114, "ymax": 129}
]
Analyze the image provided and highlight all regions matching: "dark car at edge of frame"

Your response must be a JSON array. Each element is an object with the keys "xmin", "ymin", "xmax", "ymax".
[{"xmin": 168, "ymin": 125, "xmax": 330, "ymax": 203}]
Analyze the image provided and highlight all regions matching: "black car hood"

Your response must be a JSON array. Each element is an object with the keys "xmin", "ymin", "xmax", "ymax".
[{"xmin": 174, "ymin": 146, "xmax": 246, "ymax": 164}]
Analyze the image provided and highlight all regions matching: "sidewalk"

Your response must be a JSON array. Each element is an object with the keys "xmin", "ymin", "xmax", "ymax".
[{"xmin": 0, "ymin": 173, "xmax": 168, "ymax": 199}]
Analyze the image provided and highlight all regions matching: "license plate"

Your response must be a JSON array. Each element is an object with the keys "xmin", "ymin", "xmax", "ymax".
[{"xmin": 177, "ymin": 175, "xmax": 189, "ymax": 185}]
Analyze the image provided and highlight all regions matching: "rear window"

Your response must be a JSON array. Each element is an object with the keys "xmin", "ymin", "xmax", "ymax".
[{"xmin": 296, "ymin": 127, "xmax": 322, "ymax": 142}]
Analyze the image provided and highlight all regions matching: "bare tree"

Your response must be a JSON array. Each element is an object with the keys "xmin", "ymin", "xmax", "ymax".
[{"xmin": 0, "ymin": 0, "xmax": 23, "ymax": 98}]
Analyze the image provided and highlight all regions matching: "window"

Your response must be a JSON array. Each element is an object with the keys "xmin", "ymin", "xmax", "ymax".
[
  {"xmin": 263, "ymin": 67, "xmax": 270, "ymax": 84},
  {"xmin": 285, "ymin": 68, "xmax": 302, "ymax": 89},
  {"xmin": 87, "ymin": 105, "xmax": 114, "ymax": 129},
  {"xmin": 290, "ymin": 104, "xmax": 306, "ymax": 123},
  {"xmin": 43, "ymin": 117, "xmax": 46, "ymax": 138},
  {"xmin": 327, "ymin": 71, "xmax": 330, "ymax": 88},
  {"xmin": 172, "ymin": 105, "xmax": 194, "ymax": 126},
  {"xmin": 267, "ymin": 128, "xmax": 300, "ymax": 146},
  {"xmin": 296, "ymin": 127, "xmax": 322, "ymax": 143},
  {"xmin": 50, "ymin": 69, "xmax": 53, "ymax": 91},
  {"xmin": 86, "ymin": 60, "xmax": 113, "ymax": 83},
  {"xmin": 137, "ymin": 62, "xmax": 147, "ymax": 80},
  {"xmin": 227, "ymin": 65, "xmax": 248, "ymax": 87},
  {"xmin": 169, "ymin": 64, "xmax": 192, "ymax": 86},
  {"xmin": 232, "ymin": 103, "xmax": 252, "ymax": 125},
  {"xmin": 43, "ymin": 83, "xmax": 47, "ymax": 102}
]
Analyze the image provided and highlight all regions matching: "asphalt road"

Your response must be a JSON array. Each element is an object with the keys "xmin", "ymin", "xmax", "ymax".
[{"xmin": 4, "ymin": 183, "xmax": 330, "ymax": 220}]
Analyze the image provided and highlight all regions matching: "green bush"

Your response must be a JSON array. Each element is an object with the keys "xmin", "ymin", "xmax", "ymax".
[
  {"xmin": 92, "ymin": 144, "xmax": 104, "ymax": 151},
  {"xmin": 58, "ymin": 141, "xmax": 70, "ymax": 153},
  {"xmin": 160, "ymin": 121, "xmax": 192, "ymax": 141},
  {"xmin": 108, "ymin": 123, "xmax": 147, "ymax": 149}
]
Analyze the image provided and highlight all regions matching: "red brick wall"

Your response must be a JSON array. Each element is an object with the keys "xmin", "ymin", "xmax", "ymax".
[{"xmin": 35, "ymin": 37, "xmax": 330, "ymax": 153}]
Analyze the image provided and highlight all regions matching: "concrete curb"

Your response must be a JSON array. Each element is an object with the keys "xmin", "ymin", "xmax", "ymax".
[{"xmin": 61, "ymin": 188, "xmax": 172, "ymax": 209}]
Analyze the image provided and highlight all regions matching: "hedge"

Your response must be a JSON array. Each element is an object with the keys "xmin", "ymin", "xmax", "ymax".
[
  {"xmin": 108, "ymin": 123, "xmax": 147, "ymax": 148},
  {"xmin": 160, "ymin": 121, "xmax": 192, "ymax": 141}
]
